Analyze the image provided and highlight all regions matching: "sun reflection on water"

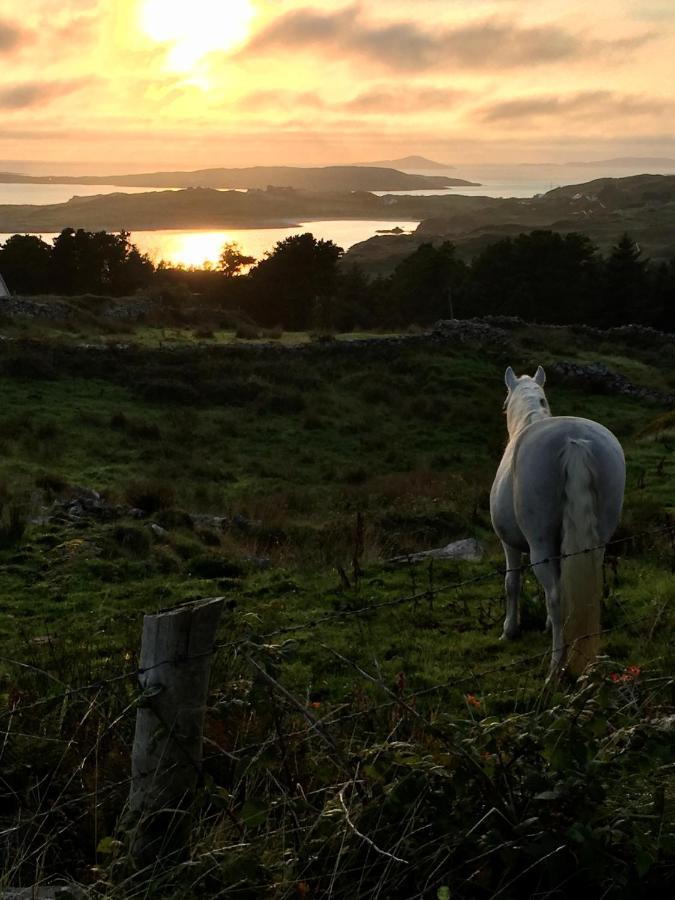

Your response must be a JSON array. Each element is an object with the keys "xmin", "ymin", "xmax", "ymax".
[{"xmin": 148, "ymin": 231, "xmax": 242, "ymax": 268}]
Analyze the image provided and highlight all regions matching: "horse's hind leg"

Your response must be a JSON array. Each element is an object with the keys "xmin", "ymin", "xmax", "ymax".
[
  {"xmin": 501, "ymin": 543, "xmax": 523, "ymax": 640},
  {"xmin": 530, "ymin": 554, "xmax": 564, "ymax": 678}
]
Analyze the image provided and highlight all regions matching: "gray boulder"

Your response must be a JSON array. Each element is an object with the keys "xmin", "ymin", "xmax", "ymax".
[{"xmin": 390, "ymin": 538, "xmax": 485, "ymax": 564}]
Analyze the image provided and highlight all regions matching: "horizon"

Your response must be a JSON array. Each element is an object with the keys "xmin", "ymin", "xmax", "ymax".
[
  {"xmin": 1, "ymin": 1, "xmax": 674, "ymax": 170},
  {"xmin": 2, "ymin": 155, "xmax": 675, "ymax": 180}
]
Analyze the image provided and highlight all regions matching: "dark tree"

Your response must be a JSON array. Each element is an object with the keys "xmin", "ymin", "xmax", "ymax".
[
  {"xmin": 246, "ymin": 233, "xmax": 343, "ymax": 328},
  {"xmin": 469, "ymin": 230, "xmax": 601, "ymax": 323},
  {"xmin": 218, "ymin": 242, "xmax": 256, "ymax": 278},
  {"xmin": 601, "ymin": 233, "xmax": 649, "ymax": 326},
  {"xmin": 649, "ymin": 259, "xmax": 675, "ymax": 331},
  {"xmin": 0, "ymin": 234, "xmax": 52, "ymax": 294},
  {"xmin": 389, "ymin": 241, "xmax": 467, "ymax": 325},
  {"xmin": 331, "ymin": 264, "xmax": 381, "ymax": 331},
  {"xmin": 50, "ymin": 228, "xmax": 154, "ymax": 295}
]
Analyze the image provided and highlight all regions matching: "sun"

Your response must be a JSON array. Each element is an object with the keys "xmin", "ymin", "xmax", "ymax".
[{"xmin": 140, "ymin": 0, "xmax": 256, "ymax": 71}]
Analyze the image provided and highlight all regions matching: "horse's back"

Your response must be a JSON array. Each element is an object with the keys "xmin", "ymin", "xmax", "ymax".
[{"xmin": 513, "ymin": 416, "xmax": 625, "ymax": 544}]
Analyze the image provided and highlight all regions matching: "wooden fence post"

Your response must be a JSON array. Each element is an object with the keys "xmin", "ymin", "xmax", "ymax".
[{"xmin": 126, "ymin": 597, "xmax": 223, "ymax": 866}]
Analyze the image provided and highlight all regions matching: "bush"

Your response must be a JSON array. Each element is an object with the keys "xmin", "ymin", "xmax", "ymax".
[
  {"xmin": 125, "ymin": 479, "xmax": 175, "ymax": 513},
  {"xmin": 110, "ymin": 524, "xmax": 151, "ymax": 556},
  {"xmin": 35, "ymin": 471, "xmax": 69, "ymax": 494},
  {"xmin": 235, "ymin": 322, "xmax": 261, "ymax": 340}
]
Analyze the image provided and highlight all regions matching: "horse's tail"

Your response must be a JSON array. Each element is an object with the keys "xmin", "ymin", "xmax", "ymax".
[{"xmin": 560, "ymin": 438, "xmax": 604, "ymax": 676}]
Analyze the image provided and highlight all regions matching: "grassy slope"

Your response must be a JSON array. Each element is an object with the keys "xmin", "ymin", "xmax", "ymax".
[{"xmin": 0, "ymin": 318, "xmax": 674, "ymax": 894}]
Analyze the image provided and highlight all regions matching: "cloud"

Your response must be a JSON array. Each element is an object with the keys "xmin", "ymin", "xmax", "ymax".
[
  {"xmin": 342, "ymin": 86, "xmax": 466, "ymax": 113},
  {"xmin": 628, "ymin": 2, "xmax": 675, "ymax": 22},
  {"xmin": 234, "ymin": 85, "xmax": 465, "ymax": 116},
  {"xmin": 0, "ymin": 19, "xmax": 25, "ymax": 53},
  {"xmin": 0, "ymin": 80, "xmax": 87, "ymax": 110},
  {"xmin": 479, "ymin": 91, "xmax": 668, "ymax": 122},
  {"xmin": 241, "ymin": 5, "xmax": 653, "ymax": 70},
  {"xmin": 235, "ymin": 89, "xmax": 326, "ymax": 111}
]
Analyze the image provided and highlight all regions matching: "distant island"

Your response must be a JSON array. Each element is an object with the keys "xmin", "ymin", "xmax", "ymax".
[
  {"xmin": 0, "ymin": 185, "xmax": 491, "ymax": 232},
  {"xmin": 515, "ymin": 157, "xmax": 675, "ymax": 170},
  {"xmin": 353, "ymin": 155, "xmax": 454, "ymax": 170},
  {"xmin": 569, "ymin": 156, "xmax": 675, "ymax": 168},
  {"xmin": 0, "ymin": 164, "xmax": 477, "ymax": 192}
]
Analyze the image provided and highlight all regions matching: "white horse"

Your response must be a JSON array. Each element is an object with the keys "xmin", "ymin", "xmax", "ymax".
[{"xmin": 490, "ymin": 366, "xmax": 625, "ymax": 677}]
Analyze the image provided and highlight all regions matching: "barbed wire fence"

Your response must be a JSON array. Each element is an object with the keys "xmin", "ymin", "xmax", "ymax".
[{"xmin": 1, "ymin": 522, "xmax": 674, "ymax": 896}]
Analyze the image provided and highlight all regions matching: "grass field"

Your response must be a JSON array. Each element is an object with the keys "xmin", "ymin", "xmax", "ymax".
[{"xmin": 0, "ymin": 312, "xmax": 674, "ymax": 897}]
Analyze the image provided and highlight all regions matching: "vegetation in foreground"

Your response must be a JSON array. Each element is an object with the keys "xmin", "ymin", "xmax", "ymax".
[{"xmin": 0, "ymin": 314, "xmax": 673, "ymax": 897}]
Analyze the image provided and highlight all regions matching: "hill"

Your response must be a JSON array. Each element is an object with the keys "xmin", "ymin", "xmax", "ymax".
[
  {"xmin": 0, "ymin": 164, "xmax": 463, "ymax": 192},
  {"xmin": 353, "ymin": 154, "xmax": 455, "ymax": 170},
  {"xmin": 345, "ymin": 173, "xmax": 675, "ymax": 273},
  {"xmin": 0, "ymin": 185, "xmax": 505, "ymax": 232}
]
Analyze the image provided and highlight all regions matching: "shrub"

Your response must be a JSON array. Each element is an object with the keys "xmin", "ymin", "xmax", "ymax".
[
  {"xmin": 125, "ymin": 479, "xmax": 175, "ymax": 513},
  {"xmin": 35, "ymin": 471, "xmax": 69, "ymax": 494},
  {"xmin": 110, "ymin": 524, "xmax": 151, "ymax": 556},
  {"xmin": 235, "ymin": 322, "xmax": 261, "ymax": 340}
]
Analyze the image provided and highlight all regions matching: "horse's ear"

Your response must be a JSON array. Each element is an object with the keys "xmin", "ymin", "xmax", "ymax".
[
  {"xmin": 534, "ymin": 365, "xmax": 546, "ymax": 387},
  {"xmin": 504, "ymin": 367, "xmax": 518, "ymax": 390}
]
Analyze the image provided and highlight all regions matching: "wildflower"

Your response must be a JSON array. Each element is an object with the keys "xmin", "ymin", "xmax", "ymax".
[
  {"xmin": 466, "ymin": 693, "xmax": 481, "ymax": 709},
  {"xmin": 610, "ymin": 665, "xmax": 642, "ymax": 684}
]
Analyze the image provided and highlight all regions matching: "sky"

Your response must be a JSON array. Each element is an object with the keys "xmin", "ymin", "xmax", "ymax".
[{"xmin": 0, "ymin": 0, "xmax": 674, "ymax": 172}]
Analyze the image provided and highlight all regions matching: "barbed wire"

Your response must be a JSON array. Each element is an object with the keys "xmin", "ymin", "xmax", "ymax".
[
  {"xmin": 198, "ymin": 603, "xmax": 669, "ymax": 765},
  {"xmin": 2, "ymin": 598, "xmax": 670, "ymax": 887},
  {"xmin": 1, "ymin": 522, "xmax": 672, "ymax": 727}
]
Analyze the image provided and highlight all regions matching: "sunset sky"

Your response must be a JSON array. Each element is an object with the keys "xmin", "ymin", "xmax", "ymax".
[{"xmin": 1, "ymin": 0, "xmax": 674, "ymax": 172}]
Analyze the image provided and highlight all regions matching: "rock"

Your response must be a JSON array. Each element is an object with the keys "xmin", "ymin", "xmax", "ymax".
[
  {"xmin": 389, "ymin": 538, "xmax": 485, "ymax": 564},
  {"xmin": 190, "ymin": 513, "xmax": 228, "ymax": 530}
]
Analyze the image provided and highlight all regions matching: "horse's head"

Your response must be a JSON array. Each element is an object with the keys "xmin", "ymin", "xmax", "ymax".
[{"xmin": 503, "ymin": 366, "xmax": 549, "ymax": 436}]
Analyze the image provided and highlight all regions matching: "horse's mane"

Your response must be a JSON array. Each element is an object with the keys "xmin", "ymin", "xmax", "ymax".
[{"xmin": 506, "ymin": 378, "xmax": 550, "ymax": 437}]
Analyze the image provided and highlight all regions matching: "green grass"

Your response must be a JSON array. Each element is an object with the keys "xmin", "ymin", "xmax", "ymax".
[{"xmin": 0, "ymin": 317, "xmax": 674, "ymax": 896}]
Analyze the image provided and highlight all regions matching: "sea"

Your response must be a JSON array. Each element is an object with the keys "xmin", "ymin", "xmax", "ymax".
[{"xmin": 1, "ymin": 161, "xmax": 673, "ymax": 268}]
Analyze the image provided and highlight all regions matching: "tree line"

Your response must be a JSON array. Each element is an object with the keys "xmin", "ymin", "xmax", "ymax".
[{"xmin": 2, "ymin": 227, "xmax": 674, "ymax": 331}]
